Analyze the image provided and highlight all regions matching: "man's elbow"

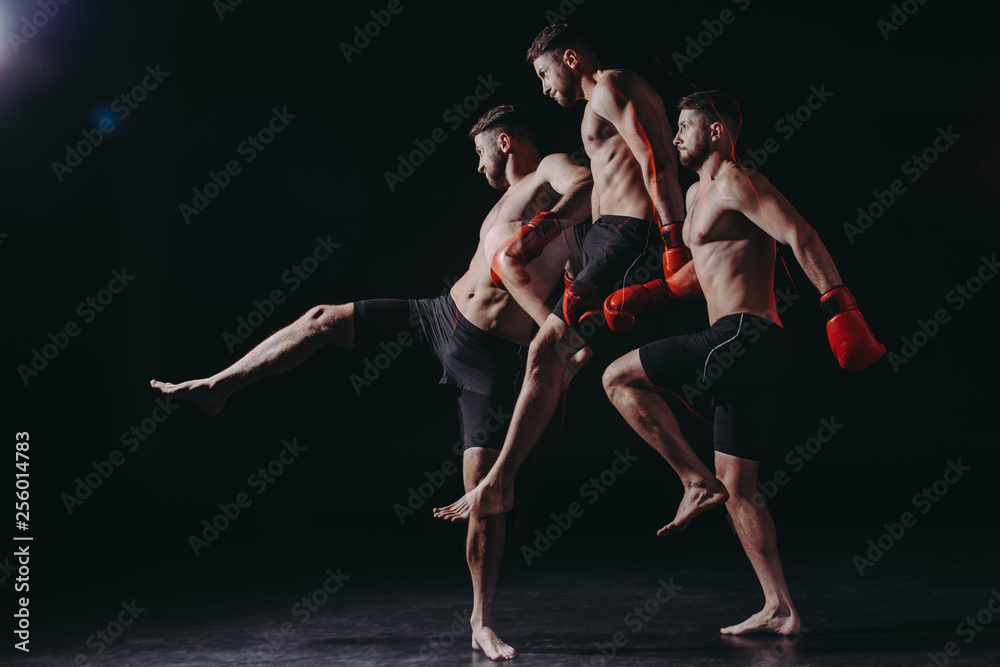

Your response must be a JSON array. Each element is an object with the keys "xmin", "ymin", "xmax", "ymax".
[
  {"xmin": 496, "ymin": 248, "xmax": 532, "ymax": 287},
  {"xmin": 788, "ymin": 223, "xmax": 820, "ymax": 251}
]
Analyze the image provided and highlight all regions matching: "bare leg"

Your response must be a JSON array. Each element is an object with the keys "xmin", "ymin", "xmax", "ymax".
[
  {"xmin": 602, "ymin": 350, "xmax": 728, "ymax": 535},
  {"xmin": 149, "ymin": 304, "xmax": 354, "ymax": 415},
  {"xmin": 463, "ymin": 447, "xmax": 515, "ymax": 661},
  {"xmin": 715, "ymin": 451, "xmax": 801, "ymax": 635},
  {"xmin": 434, "ymin": 314, "xmax": 587, "ymax": 522}
]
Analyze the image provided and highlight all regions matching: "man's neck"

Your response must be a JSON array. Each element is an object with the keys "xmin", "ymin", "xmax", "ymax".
[
  {"xmin": 580, "ymin": 62, "xmax": 608, "ymax": 101},
  {"xmin": 697, "ymin": 154, "xmax": 737, "ymax": 183},
  {"xmin": 505, "ymin": 150, "xmax": 542, "ymax": 187}
]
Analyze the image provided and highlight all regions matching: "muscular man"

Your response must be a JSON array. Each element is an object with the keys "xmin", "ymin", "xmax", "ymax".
[
  {"xmin": 434, "ymin": 22, "xmax": 687, "ymax": 522},
  {"xmin": 602, "ymin": 90, "xmax": 884, "ymax": 635},
  {"xmin": 150, "ymin": 105, "xmax": 592, "ymax": 660}
]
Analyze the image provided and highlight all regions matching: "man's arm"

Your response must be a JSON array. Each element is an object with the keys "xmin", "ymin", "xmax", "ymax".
[
  {"xmin": 539, "ymin": 153, "xmax": 593, "ymax": 229},
  {"xmin": 724, "ymin": 171, "xmax": 885, "ymax": 371},
  {"xmin": 491, "ymin": 155, "xmax": 593, "ymax": 327},
  {"xmin": 721, "ymin": 171, "xmax": 841, "ymax": 294},
  {"xmin": 589, "ymin": 71, "xmax": 685, "ymax": 226}
]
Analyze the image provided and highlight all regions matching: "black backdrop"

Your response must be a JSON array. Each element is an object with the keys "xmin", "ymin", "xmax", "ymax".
[{"xmin": 2, "ymin": 0, "xmax": 998, "ymax": 650}]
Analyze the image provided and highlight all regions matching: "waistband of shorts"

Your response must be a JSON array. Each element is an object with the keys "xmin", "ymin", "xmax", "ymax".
[
  {"xmin": 445, "ymin": 293, "xmax": 519, "ymax": 348},
  {"xmin": 596, "ymin": 215, "xmax": 655, "ymax": 229},
  {"xmin": 713, "ymin": 312, "xmax": 783, "ymax": 330}
]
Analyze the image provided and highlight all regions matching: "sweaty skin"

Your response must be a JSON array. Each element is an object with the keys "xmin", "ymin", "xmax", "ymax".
[{"xmin": 150, "ymin": 137, "xmax": 592, "ymax": 661}]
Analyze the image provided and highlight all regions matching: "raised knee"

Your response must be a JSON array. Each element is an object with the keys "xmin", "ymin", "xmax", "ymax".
[
  {"xmin": 527, "ymin": 334, "xmax": 561, "ymax": 371},
  {"xmin": 602, "ymin": 361, "xmax": 626, "ymax": 399}
]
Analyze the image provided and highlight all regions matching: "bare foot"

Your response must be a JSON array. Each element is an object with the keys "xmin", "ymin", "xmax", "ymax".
[
  {"xmin": 657, "ymin": 479, "xmax": 729, "ymax": 536},
  {"xmin": 472, "ymin": 626, "xmax": 516, "ymax": 660},
  {"xmin": 149, "ymin": 379, "xmax": 226, "ymax": 416},
  {"xmin": 433, "ymin": 480, "xmax": 511, "ymax": 523},
  {"xmin": 720, "ymin": 605, "xmax": 800, "ymax": 635}
]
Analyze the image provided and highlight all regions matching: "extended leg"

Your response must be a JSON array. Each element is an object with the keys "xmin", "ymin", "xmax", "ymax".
[
  {"xmin": 434, "ymin": 313, "xmax": 588, "ymax": 521},
  {"xmin": 463, "ymin": 446, "xmax": 515, "ymax": 660},
  {"xmin": 150, "ymin": 304, "xmax": 354, "ymax": 414},
  {"xmin": 715, "ymin": 451, "xmax": 800, "ymax": 635},
  {"xmin": 603, "ymin": 350, "xmax": 728, "ymax": 535}
]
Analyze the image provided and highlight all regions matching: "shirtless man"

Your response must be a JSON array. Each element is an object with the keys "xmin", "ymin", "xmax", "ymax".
[
  {"xmin": 602, "ymin": 90, "xmax": 885, "ymax": 635},
  {"xmin": 150, "ymin": 104, "xmax": 593, "ymax": 660},
  {"xmin": 434, "ymin": 22, "xmax": 687, "ymax": 523}
]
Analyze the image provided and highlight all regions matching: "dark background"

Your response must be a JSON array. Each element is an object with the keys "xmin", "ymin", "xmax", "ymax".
[{"xmin": 2, "ymin": 0, "xmax": 998, "ymax": 658}]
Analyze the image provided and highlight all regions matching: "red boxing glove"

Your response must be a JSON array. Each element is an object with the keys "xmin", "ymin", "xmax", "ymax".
[
  {"xmin": 660, "ymin": 221, "xmax": 690, "ymax": 279},
  {"xmin": 490, "ymin": 211, "xmax": 562, "ymax": 290},
  {"xmin": 604, "ymin": 280, "xmax": 672, "ymax": 333},
  {"xmin": 562, "ymin": 280, "xmax": 601, "ymax": 327},
  {"xmin": 820, "ymin": 286, "xmax": 886, "ymax": 372}
]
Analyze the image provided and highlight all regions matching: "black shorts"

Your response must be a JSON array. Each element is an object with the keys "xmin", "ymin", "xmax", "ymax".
[
  {"xmin": 353, "ymin": 294, "xmax": 523, "ymax": 451},
  {"xmin": 555, "ymin": 215, "xmax": 656, "ymax": 346},
  {"xmin": 638, "ymin": 314, "xmax": 794, "ymax": 461}
]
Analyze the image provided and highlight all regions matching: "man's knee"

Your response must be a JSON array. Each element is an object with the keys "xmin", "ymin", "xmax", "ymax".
[
  {"xmin": 463, "ymin": 447, "xmax": 498, "ymax": 491},
  {"xmin": 602, "ymin": 354, "xmax": 647, "ymax": 399},
  {"xmin": 302, "ymin": 303, "xmax": 351, "ymax": 339},
  {"xmin": 718, "ymin": 467, "xmax": 760, "ymax": 506},
  {"xmin": 529, "ymin": 321, "xmax": 580, "ymax": 370},
  {"xmin": 602, "ymin": 358, "xmax": 628, "ymax": 399}
]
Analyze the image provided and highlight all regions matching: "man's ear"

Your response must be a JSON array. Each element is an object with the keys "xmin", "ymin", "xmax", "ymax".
[
  {"xmin": 498, "ymin": 131, "xmax": 512, "ymax": 154},
  {"xmin": 562, "ymin": 48, "xmax": 579, "ymax": 70}
]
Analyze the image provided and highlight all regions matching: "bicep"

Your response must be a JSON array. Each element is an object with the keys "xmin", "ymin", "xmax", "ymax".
[
  {"xmin": 540, "ymin": 155, "xmax": 592, "ymax": 195},
  {"xmin": 729, "ymin": 178, "xmax": 805, "ymax": 246}
]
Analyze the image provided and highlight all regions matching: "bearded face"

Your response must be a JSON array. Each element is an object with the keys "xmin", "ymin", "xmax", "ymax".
[
  {"xmin": 533, "ymin": 53, "xmax": 579, "ymax": 107},
  {"xmin": 674, "ymin": 109, "xmax": 713, "ymax": 172},
  {"xmin": 474, "ymin": 132, "xmax": 509, "ymax": 190}
]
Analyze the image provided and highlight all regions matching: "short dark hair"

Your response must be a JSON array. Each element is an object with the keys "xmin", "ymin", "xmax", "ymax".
[
  {"xmin": 678, "ymin": 90, "xmax": 742, "ymax": 138},
  {"xmin": 526, "ymin": 22, "xmax": 591, "ymax": 63},
  {"xmin": 468, "ymin": 104, "xmax": 533, "ymax": 142}
]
